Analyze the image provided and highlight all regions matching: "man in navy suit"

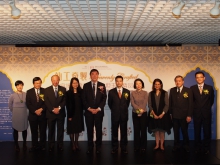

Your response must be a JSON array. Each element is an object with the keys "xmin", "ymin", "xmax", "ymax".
[
  {"xmin": 44, "ymin": 75, "xmax": 66, "ymax": 151},
  {"xmin": 190, "ymin": 71, "xmax": 214, "ymax": 154},
  {"xmin": 26, "ymin": 77, "xmax": 47, "ymax": 152},
  {"xmin": 82, "ymin": 69, "xmax": 107, "ymax": 154},
  {"xmin": 108, "ymin": 76, "xmax": 130, "ymax": 154}
]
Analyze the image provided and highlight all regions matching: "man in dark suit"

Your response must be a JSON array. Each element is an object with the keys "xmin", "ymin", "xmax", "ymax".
[
  {"xmin": 108, "ymin": 76, "xmax": 130, "ymax": 154},
  {"xmin": 190, "ymin": 71, "xmax": 214, "ymax": 154},
  {"xmin": 26, "ymin": 77, "xmax": 47, "ymax": 152},
  {"xmin": 169, "ymin": 75, "xmax": 193, "ymax": 152},
  {"xmin": 82, "ymin": 69, "xmax": 107, "ymax": 154},
  {"xmin": 44, "ymin": 75, "xmax": 66, "ymax": 151}
]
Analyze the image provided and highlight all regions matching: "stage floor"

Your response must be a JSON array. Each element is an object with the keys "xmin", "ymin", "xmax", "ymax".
[{"xmin": 1, "ymin": 140, "xmax": 220, "ymax": 165}]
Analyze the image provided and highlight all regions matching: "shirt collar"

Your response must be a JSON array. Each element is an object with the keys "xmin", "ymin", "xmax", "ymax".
[
  {"xmin": 117, "ymin": 87, "xmax": 123, "ymax": 91},
  {"xmin": 198, "ymin": 83, "xmax": 204, "ymax": 88},
  {"xmin": 35, "ymin": 88, "xmax": 40, "ymax": 93},
  {"xmin": 177, "ymin": 86, "xmax": 183, "ymax": 92},
  {"xmin": 91, "ymin": 81, "xmax": 97, "ymax": 85},
  {"xmin": 53, "ymin": 86, "xmax": 58, "ymax": 89}
]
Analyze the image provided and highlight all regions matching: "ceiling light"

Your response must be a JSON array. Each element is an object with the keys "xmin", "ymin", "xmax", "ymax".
[
  {"xmin": 172, "ymin": 0, "xmax": 185, "ymax": 18},
  {"xmin": 210, "ymin": 0, "xmax": 220, "ymax": 18},
  {"xmin": 9, "ymin": 0, "xmax": 21, "ymax": 19}
]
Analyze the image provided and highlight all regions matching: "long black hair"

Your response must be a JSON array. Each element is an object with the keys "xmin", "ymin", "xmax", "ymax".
[{"xmin": 69, "ymin": 77, "xmax": 82, "ymax": 93}]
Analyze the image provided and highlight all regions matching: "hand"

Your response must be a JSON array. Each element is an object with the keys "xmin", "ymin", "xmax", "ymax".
[
  {"xmin": 68, "ymin": 118, "xmax": 72, "ymax": 121},
  {"xmin": 140, "ymin": 109, "xmax": 144, "ymax": 114},
  {"xmin": 53, "ymin": 108, "xmax": 59, "ymax": 114},
  {"xmin": 88, "ymin": 108, "xmax": 95, "ymax": 114},
  {"xmin": 158, "ymin": 113, "xmax": 164, "ymax": 119},
  {"xmin": 35, "ymin": 109, "xmax": 42, "ymax": 116},
  {"xmin": 93, "ymin": 109, "xmax": 100, "ymax": 114},
  {"xmin": 186, "ymin": 116, "xmax": 191, "ymax": 123},
  {"xmin": 151, "ymin": 110, "xmax": 159, "ymax": 119},
  {"xmin": 154, "ymin": 115, "xmax": 159, "ymax": 119}
]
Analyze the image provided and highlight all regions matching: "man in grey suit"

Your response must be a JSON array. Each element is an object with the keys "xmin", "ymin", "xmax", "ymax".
[
  {"xmin": 44, "ymin": 75, "xmax": 66, "ymax": 152},
  {"xmin": 169, "ymin": 75, "xmax": 193, "ymax": 152}
]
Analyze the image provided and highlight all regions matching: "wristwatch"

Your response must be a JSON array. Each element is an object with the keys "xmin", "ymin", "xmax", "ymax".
[
  {"xmin": 58, "ymin": 106, "xmax": 61, "ymax": 110},
  {"xmin": 162, "ymin": 111, "xmax": 165, "ymax": 115}
]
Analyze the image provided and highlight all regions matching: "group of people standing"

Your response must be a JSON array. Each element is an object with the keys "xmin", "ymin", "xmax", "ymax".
[{"xmin": 8, "ymin": 69, "xmax": 214, "ymax": 155}]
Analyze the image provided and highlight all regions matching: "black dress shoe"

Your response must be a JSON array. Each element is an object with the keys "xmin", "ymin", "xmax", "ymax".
[
  {"xmin": 49, "ymin": 147, "xmax": 54, "ymax": 152},
  {"xmin": 87, "ymin": 149, "xmax": 93, "ymax": 154},
  {"xmin": 134, "ymin": 148, "xmax": 140, "ymax": 152},
  {"xmin": 122, "ymin": 149, "xmax": 128, "ymax": 154},
  {"xmin": 58, "ymin": 147, "xmax": 63, "ymax": 151},
  {"xmin": 15, "ymin": 145, "xmax": 20, "ymax": 152},
  {"xmin": 96, "ymin": 149, "xmax": 101, "ymax": 154},
  {"xmin": 141, "ymin": 149, "xmax": 146, "ymax": 153},
  {"xmin": 29, "ymin": 147, "xmax": 37, "ymax": 152},
  {"xmin": 172, "ymin": 146, "xmax": 179, "ymax": 152},
  {"xmin": 111, "ymin": 149, "xmax": 118, "ymax": 154},
  {"xmin": 41, "ymin": 147, "xmax": 46, "ymax": 151},
  {"xmin": 184, "ymin": 146, "xmax": 190, "ymax": 153},
  {"xmin": 204, "ymin": 150, "xmax": 209, "ymax": 155}
]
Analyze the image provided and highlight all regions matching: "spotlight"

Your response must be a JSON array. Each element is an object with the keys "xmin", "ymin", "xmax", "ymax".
[
  {"xmin": 210, "ymin": 0, "xmax": 220, "ymax": 18},
  {"xmin": 172, "ymin": 0, "xmax": 185, "ymax": 18},
  {"xmin": 9, "ymin": 0, "xmax": 21, "ymax": 19}
]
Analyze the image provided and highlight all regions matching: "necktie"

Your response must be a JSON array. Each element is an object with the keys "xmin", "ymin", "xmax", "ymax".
[
  {"xmin": 55, "ymin": 87, "xmax": 58, "ymax": 97},
  {"xmin": 118, "ymin": 89, "xmax": 122, "ymax": 98},
  {"xmin": 36, "ymin": 89, "xmax": 39, "ymax": 102},
  {"xmin": 93, "ymin": 83, "xmax": 96, "ymax": 99},
  {"xmin": 199, "ymin": 86, "xmax": 203, "ymax": 94},
  {"xmin": 177, "ymin": 87, "xmax": 180, "ymax": 94}
]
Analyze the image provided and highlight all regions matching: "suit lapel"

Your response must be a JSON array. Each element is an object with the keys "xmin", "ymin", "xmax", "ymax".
[{"xmin": 113, "ymin": 88, "xmax": 120, "ymax": 99}]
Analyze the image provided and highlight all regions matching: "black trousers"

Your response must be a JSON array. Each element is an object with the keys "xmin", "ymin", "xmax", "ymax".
[
  {"xmin": 111, "ymin": 118, "xmax": 128, "ymax": 150},
  {"xmin": 85, "ymin": 112, "xmax": 103, "ymax": 149},
  {"xmin": 173, "ymin": 118, "xmax": 189, "ymax": 147},
  {"xmin": 132, "ymin": 112, "xmax": 147, "ymax": 149},
  {"xmin": 194, "ymin": 115, "xmax": 211, "ymax": 150},
  {"xmin": 29, "ymin": 118, "xmax": 47, "ymax": 147},
  {"xmin": 48, "ymin": 117, "xmax": 65, "ymax": 147}
]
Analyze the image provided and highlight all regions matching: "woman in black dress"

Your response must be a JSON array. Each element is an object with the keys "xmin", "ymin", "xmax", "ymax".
[
  {"xmin": 148, "ymin": 79, "xmax": 172, "ymax": 152},
  {"xmin": 66, "ymin": 77, "xmax": 84, "ymax": 151}
]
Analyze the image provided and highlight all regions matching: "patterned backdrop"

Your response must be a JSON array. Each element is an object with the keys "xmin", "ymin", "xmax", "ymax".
[{"xmin": 0, "ymin": 46, "xmax": 220, "ymax": 141}]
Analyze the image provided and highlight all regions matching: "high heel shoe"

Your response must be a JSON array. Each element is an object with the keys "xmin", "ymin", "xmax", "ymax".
[
  {"xmin": 160, "ymin": 146, "xmax": 165, "ymax": 152},
  {"xmin": 153, "ymin": 146, "xmax": 159, "ymax": 151}
]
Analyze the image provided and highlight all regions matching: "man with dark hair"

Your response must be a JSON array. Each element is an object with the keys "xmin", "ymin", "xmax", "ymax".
[
  {"xmin": 82, "ymin": 69, "xmax": 107, "ymax": 154},
  {"xmin": 108, "ymin": 75, "xmax": 130, "ymax": 154},
  {"xmin": 169, "ymin": 75, "xmax": 193, "ymax": 152},
  {"xmin": 190, "ymin": 71, "xmax": 214, "ymax": 154},
  {"xmin": 26, "ymin": 77, "xmax": 47, "ymax": 151},
  {"xmin": 44, "ymin": 75, "xmax": 66, "ymax": 152}
]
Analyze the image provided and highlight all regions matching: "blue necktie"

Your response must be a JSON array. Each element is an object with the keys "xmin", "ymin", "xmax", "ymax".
[{"xmin": 55, "ymin": 87, "xmax": 58, "ymax": 98}]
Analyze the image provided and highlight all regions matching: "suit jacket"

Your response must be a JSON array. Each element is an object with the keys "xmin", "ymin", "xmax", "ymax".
[
  {"xmin": 169, "ymin": 86, "xmax": 193, "ymax": 119},
  {"xmin": 108, "ymin": 88, "xmax": 130, "ymax": 121},
  {"xmin": 82, "ymin": 81, "xmax": 107, "ymax": 117},
  {"xmin": 26, "ymin": 87, "xmax": 47, "ymax": 121},
  {"xmin": 190, "ymin": 84, "xmax": 214, "ymax": 118},
  {"xmin": 44, "ymin": 85, "xmax": 66, "ymax": 119}
]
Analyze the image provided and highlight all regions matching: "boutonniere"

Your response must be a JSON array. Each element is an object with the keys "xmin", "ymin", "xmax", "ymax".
[
  {"xmin": 124, "ymin": 93, "xmax": 129, "ymax": 100},
  {"xmin": 203, "ymin": 89, "xmax": 209, "ymax": 95},
  {"xmin": 39, "ymin": 94, "xmax": 44, "ymax": 101},
  {"xmin": 183, "ymin": 92, "xmax": 188, "ymax": 98},
  {"xmin": 58, "ymin": 91, "xmax": 64, "ymax": 97},
  {"xmin": 98, "ymin": 86, "xmax": 105, "ymax": 94},
  {"xmin": 150, "ymin": 111, "xmax": 154, "ymax": 118},
  {"xmin": 136, "ymin": 109, "xmax": 144, "ymax": 117}
]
